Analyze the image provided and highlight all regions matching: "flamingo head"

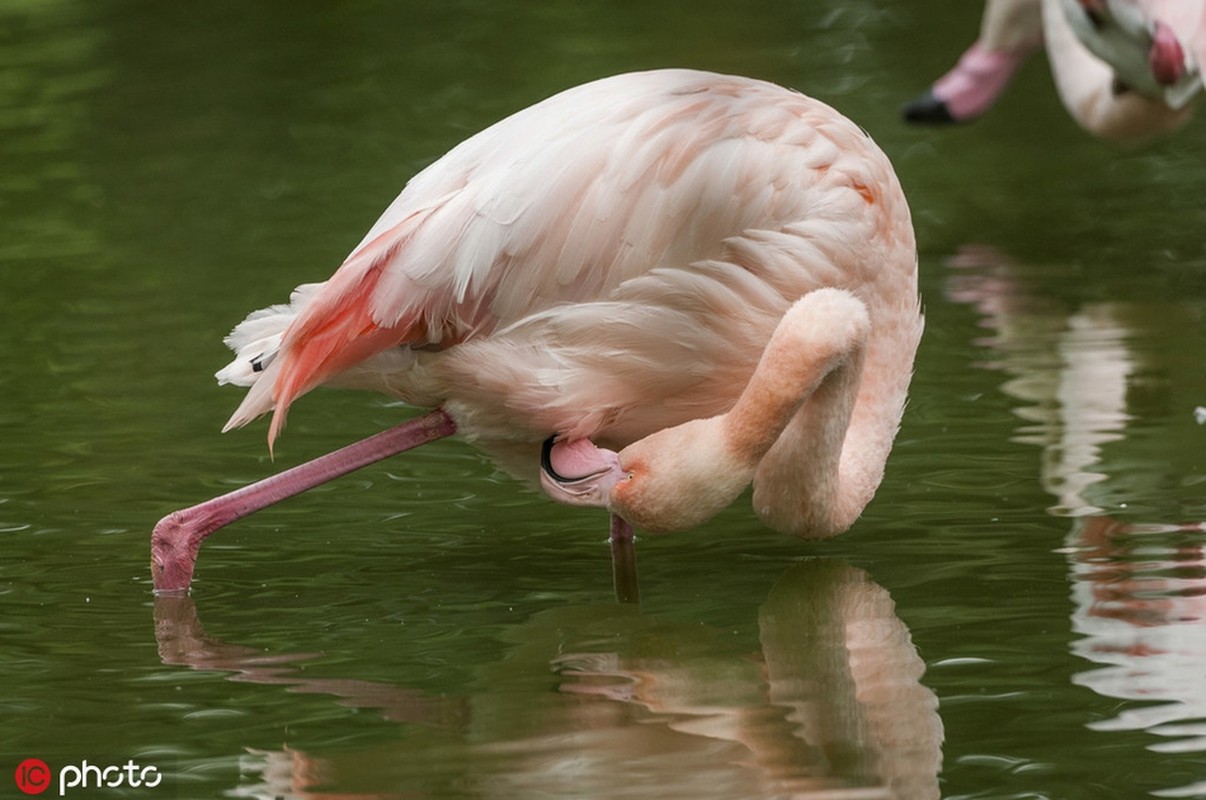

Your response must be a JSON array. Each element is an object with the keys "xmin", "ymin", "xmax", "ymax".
[
  {"xmin": 1062, "ymin": 0, "xmax": 1201, "ymax": 108},
  {"xmin": 539, "ymin": 437, "xmax": 626, "ymax": 510},
  {"xmin": 540, "ymin": 422, "xmax": 752, "ymax": 534}
]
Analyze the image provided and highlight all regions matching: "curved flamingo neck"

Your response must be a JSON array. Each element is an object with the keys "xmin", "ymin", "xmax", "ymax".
[
  {"xmin": 750, "ymin": 334, "xmax": 867, "ymax": 536},
  {"xmin": 596, "ymin": 289, "xmax": 882, "ymax": 535},
  {"xmin": 751, "ymin": 287, "xmax": 920, "ymax": 538},
  {"xmin": 722, "ymin": 299, "xmax": 866, "ymax": 470}
]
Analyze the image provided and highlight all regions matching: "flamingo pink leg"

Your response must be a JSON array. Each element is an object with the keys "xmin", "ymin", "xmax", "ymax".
[
  {"xmin": 610, "ymin": 514, "xmax": 633, "ymax": 543},
  {"xmin": 609, "ymin": 515, "xmax": 638, "ymax": 604},
  {"xmin": 151, "ymin": 409, "xmax": 456, "ymax": 594},
  {"xmin": 903, "ymin": 41, "xmax": 1036, "ymax": 123}
]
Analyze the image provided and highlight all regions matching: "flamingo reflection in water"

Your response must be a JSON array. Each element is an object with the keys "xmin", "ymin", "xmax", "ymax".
[
  {"xmin": 154, "ymin": 560, "xmax": 942, "ymax": 799},
  {"xmin": 946, "ymin": 245, "xmax": 1206, "ymax": 793}
]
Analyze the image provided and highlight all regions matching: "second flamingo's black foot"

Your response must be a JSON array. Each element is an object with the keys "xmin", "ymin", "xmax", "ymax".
[{"xmin": 901, "ymin": 90, "xmax": 957, "ymax": 125}]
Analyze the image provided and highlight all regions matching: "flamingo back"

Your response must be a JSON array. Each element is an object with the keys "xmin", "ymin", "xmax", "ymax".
[{"xmin": 218, "ymin": 70, "xmax": 919, "ymax": 460}]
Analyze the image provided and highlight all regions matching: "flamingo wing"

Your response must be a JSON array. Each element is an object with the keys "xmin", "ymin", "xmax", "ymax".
[{"xmin": 220, "ymin": 70, "xmax": 888, "ymax": 448}]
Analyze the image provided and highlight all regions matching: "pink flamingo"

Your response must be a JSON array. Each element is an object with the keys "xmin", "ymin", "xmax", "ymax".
[
  {"xmin": 903, "ymin": 0, "xmax": 1204, "ymax": 141},
  {"xmin": 151, "ymin": 69, "xmax": 923, "ymax": 593}
]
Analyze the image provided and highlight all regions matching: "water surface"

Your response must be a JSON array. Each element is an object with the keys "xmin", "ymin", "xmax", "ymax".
[{"xmin": 3, "ymin": 1, "xmax": 1206, "ymax": 798}]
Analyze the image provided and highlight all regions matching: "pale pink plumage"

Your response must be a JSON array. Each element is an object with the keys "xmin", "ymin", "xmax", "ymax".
[{"xmin": 153, "ymin": 69, "xmax": 922, "ymax": 593}]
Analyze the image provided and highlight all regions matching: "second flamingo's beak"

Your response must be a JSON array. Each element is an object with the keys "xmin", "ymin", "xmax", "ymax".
[
  {"xmin": 540, "ymin": 437, "xmax": 627, "ymax": 509},
  {"xmin": 1149, "ymin": 20, "xmax": 1186, "ymax": 86}
]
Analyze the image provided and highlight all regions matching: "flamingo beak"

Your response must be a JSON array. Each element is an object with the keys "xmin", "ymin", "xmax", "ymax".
[
  {"xmin": 1149, "ymin": 20, "xmax": 1186, "ymax": 86},
  {"xmin": 539, "ymin": 436, "xmax": 626, "ymax": 509}
]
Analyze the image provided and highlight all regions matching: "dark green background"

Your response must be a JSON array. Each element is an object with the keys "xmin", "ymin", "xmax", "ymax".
[{"xmin": 3, "ymin": 1, "xmax": 1205, "ymax": 797}]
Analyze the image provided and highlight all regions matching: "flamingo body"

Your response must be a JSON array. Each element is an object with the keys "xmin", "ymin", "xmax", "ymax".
[
  {"xmin": 154, "ymin": 69, "xmax": 922, "ymax": 592},
  {"xmin": 223, "ymin": 70, "xmax": 916, "ymax": 452}
]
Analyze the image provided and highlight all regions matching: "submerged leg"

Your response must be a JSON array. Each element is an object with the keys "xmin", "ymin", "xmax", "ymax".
[
  {"xmin": 609, "ymin": 514, "xmax": 639, "ymax": 605},
  {"xmin": 151, "ymin": 408, "xmax": 457, "ymax": 594},
  {"xmin": 540, "ymin": 438, "xmax": 640, "ymax": 602}
]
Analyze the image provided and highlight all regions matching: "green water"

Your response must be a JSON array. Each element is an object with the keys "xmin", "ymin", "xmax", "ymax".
[{"xmin": 4, "ymin": 1, "xmax": 1206, "ymax": 798}]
